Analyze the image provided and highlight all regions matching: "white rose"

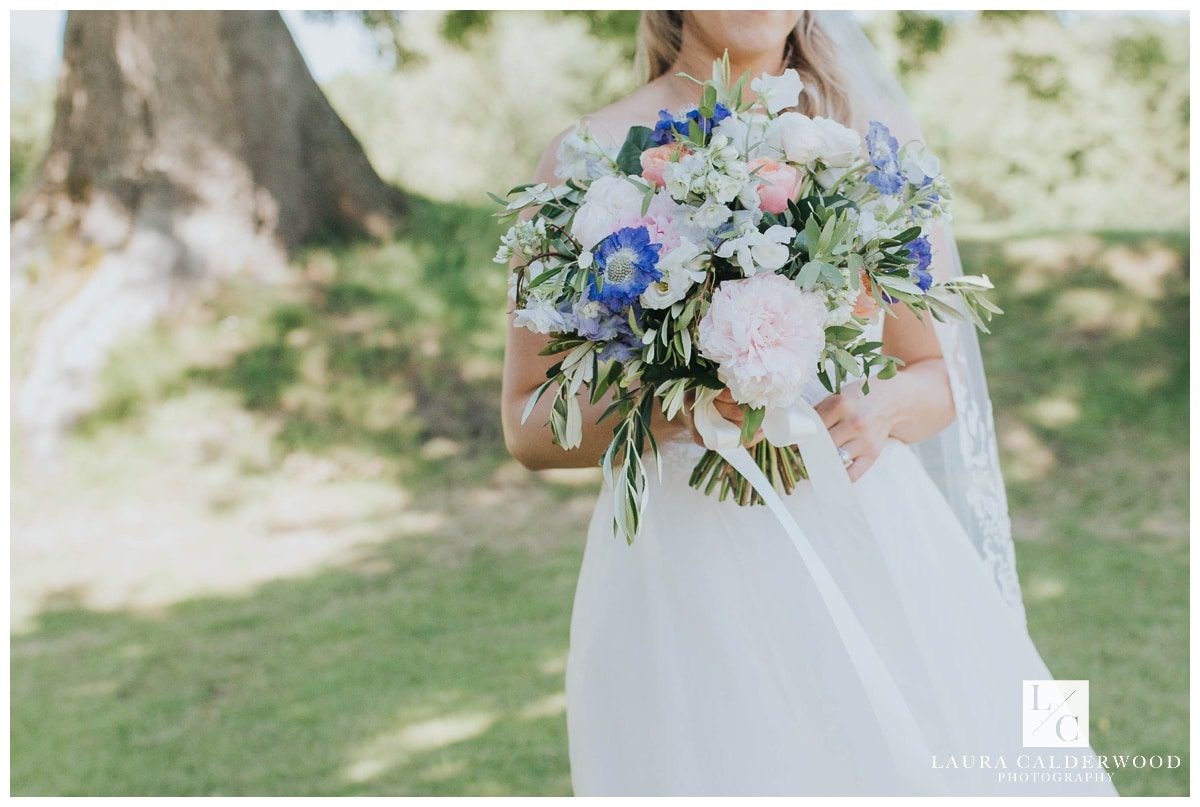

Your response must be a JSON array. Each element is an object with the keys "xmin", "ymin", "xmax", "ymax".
[
  {"xmin": 765, "ymin": 112, "xmax": 822, "ymax": 165},
  {"xmin": 812, "ymin": 117, "xmax": 863, "ymax": 167},
  {"xmin": 570, "ymin": 175, "xmax": 646, "ymax": 250},
  {"xmin": 751, "ymin": 68, "xmax": 805, "ymax": 115}
]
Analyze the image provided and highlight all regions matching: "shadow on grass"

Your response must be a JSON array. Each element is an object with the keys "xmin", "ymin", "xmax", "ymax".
[{"xmin": 10, "ymin": 526, "xmax": 581, "ymax": 796}]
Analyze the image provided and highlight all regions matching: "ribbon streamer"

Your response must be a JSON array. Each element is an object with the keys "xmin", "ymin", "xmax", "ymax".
[{"xmin": 692, "ymin": 389, "xmax": 943, "ymax": 789}]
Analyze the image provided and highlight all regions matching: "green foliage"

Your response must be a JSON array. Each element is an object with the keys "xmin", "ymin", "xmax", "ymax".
[
  {"xmin": 560, "ymin": 11, "xmax": 640, "ymax": 59},
  {"xmin": 894, "ymin": 11, "xmax": 947, "ymax": 75},
  {"xmin": 1009, "ymin": 52, "xmax": 1070, "ymax": 101},
  {"xmin": 1112, "ymin": 32, "xmax": 1169, "ymax": 80},
  {"xmin": 613, "ymin": 125, "xmax": 655, "ymax": 175},
  {"xmin": 9, "ymin": 46, "xmax": 54, "ymax": 204},
  {"xmin": 441, "ymin": 10, "xmax": 492, "ymax": 45},
  {"xmin": 979, "ymin": 10, "xmax": 1055, "ymax": 25},
  {"xmin": 862, "ymin": 12, "xmax": 1189, "ymax": 230}
]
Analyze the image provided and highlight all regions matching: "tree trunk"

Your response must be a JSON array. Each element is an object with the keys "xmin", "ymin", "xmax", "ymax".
[{"xmin": 14, "ymin": 11, "xmax": 403, "ymax": 457}]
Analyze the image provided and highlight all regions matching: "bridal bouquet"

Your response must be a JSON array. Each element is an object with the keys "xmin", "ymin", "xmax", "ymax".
[{"xmin": 493, "ymin": 56, "xmax": 1000, "ymax": 542}]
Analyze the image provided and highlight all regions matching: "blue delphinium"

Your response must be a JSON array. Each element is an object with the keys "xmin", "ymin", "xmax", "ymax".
[
  {"xmin": 865, "ymin": 121, "xmax": 904, "ymax": 195},
  {"xmin": 561, "ymin": 298, "xmax": 643, "ymax": 361},
  {"xmin": 589, "ymin": 227, "xmax": 662, "ymax": 308},
  {"xmin": 906, "ymin": 235, "xmax": 934, "ymax": 291},
  {"xmin": 651, "ymin": 104, "xmax": 732, "ymax": 145},
  {"xmin": 569, "ymin": 300, "xmax": 623, "ymax": 342},
  {"xmin": 684, "ymin": 103, "xmax": 731, "ymax": 137},
  {"xmin": 650, "ymin": 110, "xmax": 682, "ymax": 145},
  {"xmin": 598, "ymin": 322, "xmax": 642, "ymax": 362}
]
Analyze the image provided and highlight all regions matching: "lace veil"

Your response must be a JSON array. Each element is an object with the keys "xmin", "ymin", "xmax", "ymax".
[{"xmin": 816, "ymin": 11, "xmax": 1027, "ymax": 621}]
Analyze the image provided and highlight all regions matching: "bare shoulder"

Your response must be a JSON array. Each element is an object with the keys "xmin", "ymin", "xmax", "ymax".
[{"xmin": 532, "ymin": 79, "xmax": 673, "ymax": 184}]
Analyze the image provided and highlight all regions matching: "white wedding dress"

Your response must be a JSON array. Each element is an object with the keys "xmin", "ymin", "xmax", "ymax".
[{"xmin": 565, "ymin": 319, "xmax": 1119, "ymax": 796}]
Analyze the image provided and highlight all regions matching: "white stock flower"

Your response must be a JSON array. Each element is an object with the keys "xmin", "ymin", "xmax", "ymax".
[
  {"xmin": 714, "ymin": 111, "xmax": 771, "ymax": 159},
  {"xmin": 716, "ymin": 224, "xmax": 796, "ymax": 276},
  {"xmin": 901, "ymin": 146, "xmax": 942, "ymax": 186},
  {"xmin": 513, "ymin": 297, "xmax": 566, "ymax": 334},
  {"xmin": 555, "ymin": 125, "xmax": 616, "ymax": 183},
  {"xmin": 812, "ymin": 117, "xmax": 863, "ymax": 167},
  {"xmin": 506, "ymin": 182, "xmax": 566, "ymax": 211},
  {"xmin": 640, "ymin": 239, "xmax": 708, "ymax": 309},
  {"xmin": 853, "ymin": 197, "xmax": 905, "ymax": 241},
  {"xmin": 570, "ymin": 175, "xmax": 646, "ymax": 250},
  {"xmin": 688, "ymin": 200, "xmax": 733, "ymax": 232},
  {"xmin": 751, "ymin": 68, "xmax": 805, "ymax": 115}
]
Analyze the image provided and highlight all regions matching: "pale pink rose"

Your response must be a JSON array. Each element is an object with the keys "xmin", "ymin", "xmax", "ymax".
[
  {"xmin": 639, "ymin": 143, "xmax": 689, "ymax": 188},
  {"xmin": 749, "ymin": 157, "xmax": 803, "ymax": 215},
  {"xmin": 697, "ymin": 273, "xmax": 827, "ymax": 409}
]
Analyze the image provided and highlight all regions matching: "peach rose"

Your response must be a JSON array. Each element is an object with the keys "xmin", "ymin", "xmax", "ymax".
[
  {"xmin": 639, "ymin": 143, "xmax": 689, "ymax": 188},
  {"xmin": 853, "ymin": 270, "xmax": 881, "ymax": 319},
  {"xmin": 749, "ymin": 157, "xmax": 803, "ymax": 215}
]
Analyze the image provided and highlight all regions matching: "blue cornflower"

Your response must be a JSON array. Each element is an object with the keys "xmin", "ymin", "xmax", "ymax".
[
  {"xmin": 865, "ymin": 120, "xmax": 904, "ymax": 195},
  {"xmin": 906, "ymin": 235, "xmax": 934, "ymax": 291},
  {"xmin": 589, "ymin": 227, "xmax": 662, "ymax": 308}
]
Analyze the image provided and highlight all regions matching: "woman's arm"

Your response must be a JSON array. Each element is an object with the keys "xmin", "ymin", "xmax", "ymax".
[
  {"xmin": 815, "ymin": 298, "xmax": 955, "ymax": 481},
  {"xmin": 500, "ymin": 131, "xmax": 689, "ymax": 470}
]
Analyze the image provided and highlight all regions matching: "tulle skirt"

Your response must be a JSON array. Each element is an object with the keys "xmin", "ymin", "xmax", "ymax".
[{"xmin": 565, "ymin": 438, "xmax": 1118, "ymax": 796}]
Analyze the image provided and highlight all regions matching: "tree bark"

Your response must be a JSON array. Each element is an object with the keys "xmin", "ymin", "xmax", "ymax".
[{"xmin": 14, "ymin": 11, "xmax": 404, "ymax": 457}]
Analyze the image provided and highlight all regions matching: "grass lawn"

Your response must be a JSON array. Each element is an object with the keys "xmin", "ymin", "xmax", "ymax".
[{"xmin": 10, "ymin": 202, "xmax": 1189, "ymax": 795}]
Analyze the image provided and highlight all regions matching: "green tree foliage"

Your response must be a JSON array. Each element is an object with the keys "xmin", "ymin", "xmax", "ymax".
[{"xmin": 893, "ymin": 11, "xmax": 947, "ymax": 75}]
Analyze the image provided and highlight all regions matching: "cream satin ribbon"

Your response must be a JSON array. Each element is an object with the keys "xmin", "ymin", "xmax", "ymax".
[{"xmin": 692, "ymin": 388, "xmax": 943, "ymax": 789}]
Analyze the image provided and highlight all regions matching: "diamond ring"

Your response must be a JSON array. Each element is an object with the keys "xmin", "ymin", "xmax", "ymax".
[{"xmin": 837, "ymin": 446, "xmax": 852, "ymax": 467}]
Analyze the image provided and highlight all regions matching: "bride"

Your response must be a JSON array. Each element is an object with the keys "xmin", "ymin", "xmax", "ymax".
[{"xmin": 501, "ymin": 10, "xmax": 1118, "ymax": 797}]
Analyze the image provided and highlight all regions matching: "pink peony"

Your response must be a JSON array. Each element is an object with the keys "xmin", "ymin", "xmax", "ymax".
[
  {"xmin": 639, "ymin": 143, "xmax": 689, "ymax": 188},
  {"xmin": 749, "ymin": 157, "xmax": 803, "ymax": 215},
  {"xmin": 697, "ymin": 273, "xmax": 827, "ymax": 409}
]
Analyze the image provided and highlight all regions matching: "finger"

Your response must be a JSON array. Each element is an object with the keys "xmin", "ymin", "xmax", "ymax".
[
  {"xmin": 846, "ymin": 452, "xmax": 879, "ymax": 482},
  {"xmin": 745, "ymin": 429, "xmax": 766, "ymax": 448},
  {"xmin": 716, "ymin": 388, "xmax": 735, "ymax": 404},
  {"xmin": 815, "ymin": 395, "xmax": 844, "ymax": 429},
  {"xmin": 713, "ymin": 401, "xmax": 744, "ymax": 423},
  {"xmin": 827, "ymin": 419, "xmax": 862, "ymax": 447},
  {"xmin": 840, "ymin": 438, "xmax": 879, "ymax": 481}
]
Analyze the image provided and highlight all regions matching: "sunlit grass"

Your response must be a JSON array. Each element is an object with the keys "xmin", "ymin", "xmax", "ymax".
[{"xmin": 10, "ymin": 213, "xmax": 1188, "ymax": 795}]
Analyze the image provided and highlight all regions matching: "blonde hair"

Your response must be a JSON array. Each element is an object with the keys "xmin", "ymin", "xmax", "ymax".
[{"xmin": 636, "ymin": 11, "xmax": 852, "ymax": 124}]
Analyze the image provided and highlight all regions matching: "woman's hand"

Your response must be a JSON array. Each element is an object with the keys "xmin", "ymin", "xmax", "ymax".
[
  {"xmin": 687, "ymin": 388, "xmax": 766, "ymax": 448},
  {"xmin": 815, "ymin": 382, "xmax": 898, "ymax": 482}
]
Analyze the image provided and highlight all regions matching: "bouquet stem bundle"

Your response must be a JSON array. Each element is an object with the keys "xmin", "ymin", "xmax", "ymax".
[{"xmin": 688, "ymin": 442, "xmax": 808, "ymax": 506}]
